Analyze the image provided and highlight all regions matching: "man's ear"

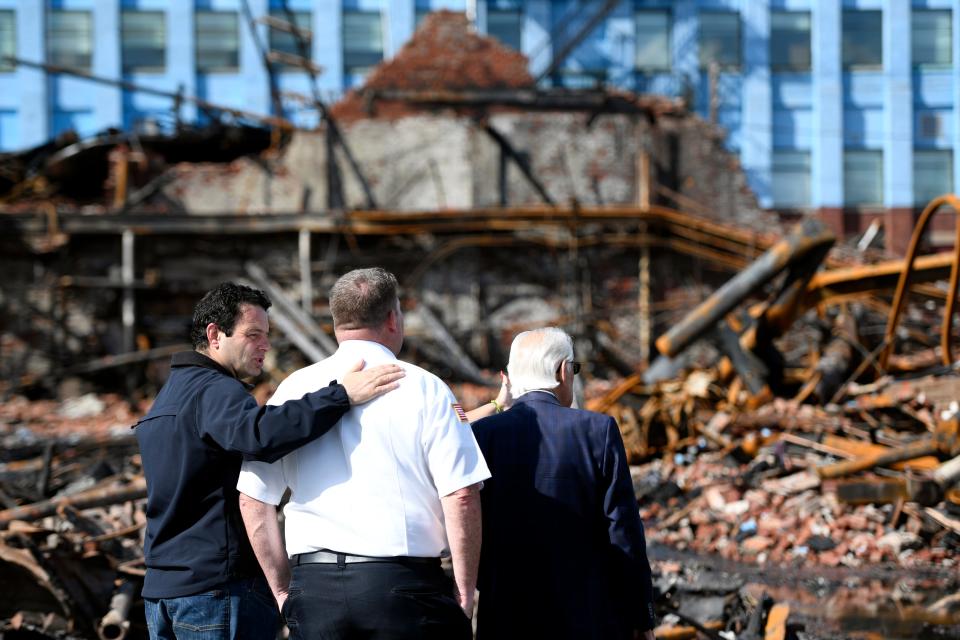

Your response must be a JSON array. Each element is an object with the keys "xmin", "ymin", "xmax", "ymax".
[
  {"xmin": 386, "ymin": 308, "xmax": 399, "ymax": 334},
  {"xmin": 205, "ymin": 323, "xmax": 221, "ymax": 350},
  {"xmin": 557, "ymin": 360, "xmax": 568, "ymax": 384}
]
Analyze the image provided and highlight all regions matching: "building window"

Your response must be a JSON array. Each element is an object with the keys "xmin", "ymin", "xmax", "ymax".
[
  {"xmin": 699, "ymin": 12, "xmax": 740, "ymax": 70},
  {"xmin": 844, "ymin": 150, "xmax": 883, "ymax": 206},
  {"xmin": 636, "ymin": 10, "xmax": 670, "ymax": 71},
  {"xmin": 268, "ymin": 10, "xmax": 311, "ymax": 68},
  {"xmin": 196, "ymin": 11, "xmax": 239, "ymax": 72},
  {"xmin": 842, "ymin": 10, "xmax": 882, "ymax": 69},
  {"xmin": 48, "ymin": 10, "xmax": 93, "ymax": 70},
  {"xmin": 343, "ymin": 11, "xmax": 383, "ymax": 81},
  {"xmin": 914, "ymin": 150, "xmax": 953, "ymax": 206},
  {"xmin": 772, "ymin": 151, "xmax": 811, "ymax": 208},
  {"xmin": 913, "ymin": 10, "xmax": 952, "ymax": 67},
  {"xmin": 0, "ymin": 11, "xmax": 14, "ymax": 72},
  {"xmin": 488, "ymin": 8, "xmax": 522, "ymax": 51},
  {"xmin": 121, "ymin": 11, "xmax": 165, "ymax": 72},
  {"xmin": 770, "ymin": 11, "xmax": 810, "ymax": 71}
]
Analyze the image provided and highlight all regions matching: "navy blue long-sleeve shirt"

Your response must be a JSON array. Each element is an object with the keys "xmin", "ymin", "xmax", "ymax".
[{"xmin": 135, "ymin": 351, "xmax": 350, "ymax": 598}]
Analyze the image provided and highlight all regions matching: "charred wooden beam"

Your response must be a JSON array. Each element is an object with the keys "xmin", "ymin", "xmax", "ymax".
[{"xmin": 0, "ymin": 477, "xmax": 146, "ymax": 529}]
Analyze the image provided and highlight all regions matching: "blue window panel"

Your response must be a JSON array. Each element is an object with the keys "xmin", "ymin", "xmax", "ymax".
[
  {"xmin": 772, "ymin": 150, "xmax": 811, "ymax": 208},
  {"xmin": 843, "ymin": 150, "xmax": 883, "ymax": 206},
  {"xmin": 343, "ymin": 10, "xmax": 383, "ymax": 79},
  {"xmin": 771, "ymin": 76, "xmax": 813, "ymax": 109},
  {"xmin": 772, "ymin": 109, "xmax": 811, "ymax": 150},
  {"xmin": 557, "ymin": 22, "xmax": 609, "ymax": 78},
  {"xmin": 343, "ymin": 0, "xmax": 385, "ymax": 13},
  {"xmin": 0, "ymin": 11, "xmax": 14, "ymax": 73},
  {"xmin": 912, "ymin": 10, "xmax": 951, "ymax": 68},
  {"xmin": 843, "ymin": 108, "xmax": 884, "ymax": 148},
  {"xmin": 48, "ymin": 10, "xmax": 93, "ymax": 70},
  {"xmin": 196, "ymin": 10, "xmax": 240, "ymax": 72},
  {"xmin": 843, "ymin": 72, "xmax": 884, "ymax": 108},
  {"xmin": 770, "ymin": 11, "xmax": 811, "ymax": 71},
  {"xmin": 914, "ymin": 109, "xmax": 953, "ymax": 148},
  {"xmin": 914, "ymin": 149, "xmax": 953, "ymax": 205},
  {"xmin": 699, "ymin": 11, "xmax": 740, "ymax": 70},
  {"xmin": 52, "ymin": 110, "xmax": 96, "ymax": 138},
  {"xmin": 635, "ymin": 10, "xmax": 670, "ymax": 71},
  {"xmin": 488, "ymin": 7, "xmax": 522, "ymax": 51},
  {"xmin": 842, "ymin": 10, "xmax": 882, "ymax": 69},
  {"xmin": 913, "ymin": 71, "xmax": 953, "ymax": 108},
  {"xmin": 269, "ymin": 9, "xmax": 312, "ymax": 69},
  {"xmin": 0, "ymin": 109, "xmax": 18, "ymax": 150},
  {"xmin": 122, "ymin": 10, "xmax": 166, "ymax": 72}
]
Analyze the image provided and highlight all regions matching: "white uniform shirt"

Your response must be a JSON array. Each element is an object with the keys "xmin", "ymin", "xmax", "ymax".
[{"xmin": 237, "ymin": 339, "xmax": 491, "ymax": 558}]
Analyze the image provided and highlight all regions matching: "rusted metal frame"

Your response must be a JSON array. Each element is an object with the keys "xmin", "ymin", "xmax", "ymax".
[
  {"xmin": 654, "ymin": 182, "xmax": 713, "ymax": 216},
  {"xmin": 639, "ymin": 226, "xmax": 651, "ymax": 366},
  {"xmin": 661, "ymin": 222, "xmax": 767, "ymax": 261},
  {"xmin": 807, "ymin": 252, "xmax": 954, "ymax": 300},
  {"xmin": 818, "ymin": 417, "xmax": 960, "ymax": 480},
  {"xmin": 362, "ymin": 88, "xmax": 681, "ymax": 117},
  {"xmin": 713, "ymin": 321, "xmax": 769, "ymax": 396},
  {"xmin": 879, "ymin": 194, "xmax": 960, "ymax": 369},
  {"xmin": 838, "ymin": 454, "xmax": 960, "ymax": 506},
  {"xmin": 655, "ymin": 219, "xmax": 836, "ymax": 358},
  {"xmin": 479, "ymin": 122, "xmax": 556, "ymax": 206},
  {"xmin": 403, "ymin": 223, "xmax": 751, "ymax": 291},
  {"xmin": 10, "ymin": 206, "xmax": 770, "ymax": 245}
]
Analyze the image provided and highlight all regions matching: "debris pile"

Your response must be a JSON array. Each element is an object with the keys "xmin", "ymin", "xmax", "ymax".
[
  {"xmin": 566, "ymin": 204, "xmax": 960, "ymax": 636},
  {"xmin": 0, "ymin": 395, "xmax": 146, "ymax": 640}
]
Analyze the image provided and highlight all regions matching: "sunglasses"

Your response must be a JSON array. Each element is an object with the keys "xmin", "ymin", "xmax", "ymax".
[{"xmin": 557, "ymin": 360, "xmax": 581, "ymax": 375}]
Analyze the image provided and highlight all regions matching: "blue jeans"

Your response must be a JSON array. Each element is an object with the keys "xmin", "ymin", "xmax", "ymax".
[{"xmin": 144, "ymin": 577, "xmax": 279, "ymax": 640}]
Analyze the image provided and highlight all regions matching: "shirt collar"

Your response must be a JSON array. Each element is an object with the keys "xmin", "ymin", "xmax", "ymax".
[
  {"xmin": 170, "ymin": 350, "xmax": 254, "ymax": 389},
  {"xmin": 514, "ymin": 390, "xmax": 562, "ymax": 407},
  {"xmin": 334, "ymin": 340, "xmax": 398, "ymax": 364}
]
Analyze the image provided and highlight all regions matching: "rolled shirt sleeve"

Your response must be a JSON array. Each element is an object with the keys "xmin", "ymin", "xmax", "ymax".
[
  {"xmin": 237, "ymin": 459, "xmax": 288, "ymax": 506},
  {"xmin": 423, "ymin": 385, "xmax": 491, "ymax": 498}
]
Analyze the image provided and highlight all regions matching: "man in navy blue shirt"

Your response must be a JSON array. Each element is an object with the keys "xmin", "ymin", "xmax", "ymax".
[
  {"xmin": 472, "ymin": 327, "xmax": 656, "ymax": 640},
  {"xmin": 136, "ymin": 282, "xmax": 404, "ymax": 640}
]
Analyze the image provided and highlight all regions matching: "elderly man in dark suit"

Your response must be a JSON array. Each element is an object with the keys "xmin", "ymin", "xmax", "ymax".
[{"xmin": 471, "ymin": 327, "xmax": 656, "ymax": 640}]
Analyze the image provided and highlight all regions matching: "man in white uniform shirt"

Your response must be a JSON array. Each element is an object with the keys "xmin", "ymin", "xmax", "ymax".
[{"xmin": 237, "ymin": 267, "xmax": 490, "ymax": 640}]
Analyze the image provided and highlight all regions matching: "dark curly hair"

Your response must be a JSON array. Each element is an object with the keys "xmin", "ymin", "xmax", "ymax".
[{"xmin": 190, "ymin": 282, "xmax": 272, "ymax": 351}]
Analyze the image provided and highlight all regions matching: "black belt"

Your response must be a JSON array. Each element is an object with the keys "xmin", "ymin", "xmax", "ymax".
[{"xmin": 292, "ymin": 550, "xmax": 440, "ymax": 566}]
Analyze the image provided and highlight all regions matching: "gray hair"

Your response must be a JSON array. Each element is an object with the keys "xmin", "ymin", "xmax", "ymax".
[
  {"xmin": 330, "ymin": 268, "xmax": 399, "ymax": 330},
  {"xmin": 506, "ymin": 327, "xmax": 574, "ymax": 398}
]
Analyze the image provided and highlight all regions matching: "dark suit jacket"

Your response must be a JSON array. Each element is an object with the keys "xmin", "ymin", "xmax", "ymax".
[{"xmin": 472, "ymin": 391, "xmax": 655, "ymax": 640}]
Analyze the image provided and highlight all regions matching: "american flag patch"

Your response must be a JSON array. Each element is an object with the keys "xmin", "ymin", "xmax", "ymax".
[{"xmin": 452, "ymin": 403, "xmax": 469, "ymax": 423}]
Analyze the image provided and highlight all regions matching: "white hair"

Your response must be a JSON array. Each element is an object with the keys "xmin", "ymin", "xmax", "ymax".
[{"xmin": 507, "ymin": 327, "xmax": 574, "ymax": 398}]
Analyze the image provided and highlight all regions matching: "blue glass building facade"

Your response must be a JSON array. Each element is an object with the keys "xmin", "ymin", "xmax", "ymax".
[{"xmin": 0, "ymin": 0, "xmax": 957, "ymax": 219}]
